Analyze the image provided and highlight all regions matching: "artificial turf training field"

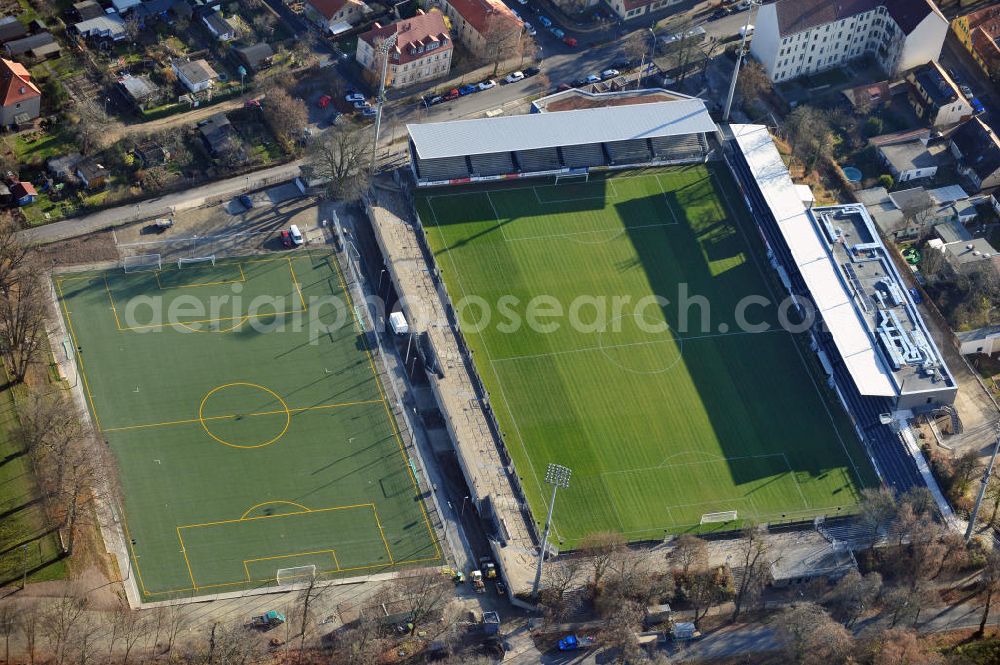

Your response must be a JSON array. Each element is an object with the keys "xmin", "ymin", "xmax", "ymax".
[
  {"xmin": 55, "ymin": 251, "xmax": 440, "ymax": 601},
  {"xmin": 419, "ymin": 165, "xmax": 878, "ymax": 547}
]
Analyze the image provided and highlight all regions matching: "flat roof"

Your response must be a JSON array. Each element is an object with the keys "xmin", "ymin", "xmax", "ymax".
[
  {"xmin": 408, "ymin": 99, "xmax": 715, "ymax": 160},
  {"xmin": 731, "ymin": 124, "xmax": 897, "ymax": 398}
]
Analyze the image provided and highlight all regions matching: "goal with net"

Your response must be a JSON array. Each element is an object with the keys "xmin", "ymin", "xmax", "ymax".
[
  {"xmin": 177, "ymin": 255, "xmax": 216, "ymax": 269},
  {"xmin": 276, "ymin": 565, "xmax": 317, "ymax": 586},
  {"xmin": 554, "ymin": 171, "xmax": 589, "ymax": 185},
  {"xmin": 123, "ymin": 254, "xmax": 162, "ymax": 273},
  {"xmin": 700, "ymin": 510, "xmax": 738, "ymax": 525}
]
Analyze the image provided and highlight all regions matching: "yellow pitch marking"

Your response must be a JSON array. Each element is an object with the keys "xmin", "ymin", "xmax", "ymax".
[{"xmin": 198, "ymin": 383, "xmax": 291, "ymax": 449}]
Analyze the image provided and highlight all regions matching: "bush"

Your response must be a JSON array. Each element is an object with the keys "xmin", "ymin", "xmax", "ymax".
[
  {"xmin": 862, "ymin": 116, "xmax": 883, "ymax": 137},
  {"xmin": 878, "ymin": 174, "xmax": 894, "ymax": 190}
]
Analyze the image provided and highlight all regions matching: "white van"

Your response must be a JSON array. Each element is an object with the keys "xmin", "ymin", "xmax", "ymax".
[{"xmin": 289, "ymin": 224, "xmax": 304, "ymax": 246}]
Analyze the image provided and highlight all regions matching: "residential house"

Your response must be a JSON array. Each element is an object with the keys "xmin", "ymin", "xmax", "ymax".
[
  {"xmin": 202, "ymin": 11, "xmax": 236, "ymax": 41},
  {"xmin": 842, "ymin": 80, "xmax": 891, "ymax": 111},
  {"xmin": 904, "ymin": 61, "xmax": 972, "ymax": 128},
  {"xmin": 750, "ymin": 0, "xmax": 948, "ymax": 83},
  {"xmin": 10, "ymin": 181, "xmax": 36, "ymax": 206},
  {"xmin": 304, "ymin": 0, "xmax": 369, "ymax": 35},
  {"xmin": 857, "ymin": 185, "xmax": 937, "ymax": 240},
  {"xmin": 933, "ymin": 220, "xmax": 972, "ymax": 245},
  {"xmin": 74, "ymin": 14, "xmax": 127, "ymax": 42},
  {"xmin": 172, "ymin": 58, "xmax": 217, "ymax": 93},
  {"xmin": 605, "ymin": 0, "xmax": 680, "ymax": 21},
  {"xmin": 941, "ymin": 238, "xmax": 1000, "ymax": 276},
  {"xmin": 0, "ymin": 57, "xmax": 40, "ymax": 127},
  {"xmin": 234, "ymin": 43, "xmax": 274, "ymax": 73},
  {"xmin": 72, "ymin": 0, "xmax": 104, "ymax": 20},
  {"xmin": 75, "ymin": 158, "xmax": 108, "ymax": 190},
  {"xmin": 878, "ymin": 138, "xmax": 947, "ymax": 183},
  {"xmin": 0, "ymin": 18, "xmax": 27, "ymax": 45},
  {"xmin": 951, "ymin": 4, "xmax": 1000, "ymax": 81},
  {"xmin": 197, "ymin": 113, "xmax": 236, "ymax": 155},
  {"xmin": 957, "ymin": 325, "xmax": 1000, "ymax": 356},
  {"xmin": 4, "ymin": 33, "xmax": 60, "ymax": 60},
  {"xmin": 436, "ymin": 0, "xmax": 522, "ymax": 60},
  {"xmin": 135, "ymin": 143, "xmax": 170, "ymax": 166},
  {"xmin": 118, "ymin": 73, "xmax": 161, "ymax": 110},
  {"xmin": 949, "ymin": 117, "xmax": 1000, "ymax": 192},
  {"xmin": 356, "ymin": 10, "xmax": 452, "ymax": 88},
  {"xmin": 111, "ymin": 0, "xmax": 142, "ymax": 12}
]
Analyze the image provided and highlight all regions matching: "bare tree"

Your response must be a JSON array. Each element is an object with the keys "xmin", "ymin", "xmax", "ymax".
[
  {"xmin": 861, "ymin": 626, "xmax": 944, "ymax": 665},
  {"xmin": 0, "ymin": 214, "xmax": 28, "ymax": 298},
  {"xmin": 685, "ymin": 566, "xmax": 733, "ymax": 626},
  {"xmin": 17, "ymin": 600, "xmax": 40, "ymax": 665},
  {"xmin": 736, "ymin": 60, "xmax": 772, "ymax": 104},
  {"xmin": 857, "ymin": 487, "xmax": 898, "ymax": 551},
  {"xmin": 0, "ymin": 266, "xmax": 48, "ymax": 384},
  {"xmin": 579, "ymin": 531, "xmax": 625, "ymax": 591},
  {"xmin": 481, "ymin": 13, "xmax": 523, "ymax": 77},
  {"xmin": 773, "ymin": 602, "xmax": 853, "ymax": 665},
  {"xmin": 207, "ymin": 621, "xmax": 265, "ymax": 665},
  {"xmin": 597, "ymin": 549, "xmax": 672, "ymax": 616},
  {"xmin": 539, "ymin": 558, "xmax": 583, "ymax": 621},
  {"xmin": 977, "ymin": 549, "xmax": 1000, "ymax": 637},
  {"xmin": 162, "ymin": 604, "xmax": 187, "ymax": 655},
  {"xmin": 261, "ymin": 85, "xmax": 309, "ymax": 143},
  {"xmin": 824, "ymin": 570, "xmax": 882, "ymax": 626},
  {"xmin": 0, "ymin": 604, "xmax": 15, "ymax": 665},
  {"xmin": 306, "ymin": 120, "xmax": 373, "ymax": 202},
  {"xmin": 659, "ymin": 16, "xmax": 707, "ymax": 84},
  {"xmin": 784, "ymin": 105, "xmax": 836, "ymax": 172},
  {"xmin": 43, "ymin": 586, "xmax": 87, "ymax": 665},
  {"xmin": 333, "ymin": 613, "xmax": 384, "ymax": 665},
  {"xmin": 393, "ymin": 567, "xmax": 453, "ymax": 636},
  {"xmin": 68, "ymin": 613, "xmax": 101, "ymax": 665},
  {"xmin": 731, "ymin": 525, "xmax": 770, "ymax": 620},
  {"xmin": 599, "ymin": 601, "xmax": 643, "ymax": 665},
  {"xmin": 668, "ymin": 533, "xmax": 707, "ymax": 575}
]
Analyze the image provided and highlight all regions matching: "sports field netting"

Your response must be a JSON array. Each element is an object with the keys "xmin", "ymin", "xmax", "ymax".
[
  {"xmin": 419, "ymin": 166, "xmax": 877, "ymax": 547},
  {"xmin": 55, "ymin": 252, "xmax": 440, "ymax": 601}
]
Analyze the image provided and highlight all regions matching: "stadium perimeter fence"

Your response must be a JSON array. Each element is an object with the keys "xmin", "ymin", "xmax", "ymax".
[{"xmin": 117, "ymin": 229, "xmax": 276, "ymax": 267}]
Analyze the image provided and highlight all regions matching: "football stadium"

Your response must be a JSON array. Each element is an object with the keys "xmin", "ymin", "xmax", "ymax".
[
  {"xmin": 402, "ymin": 102, "xmax": 955, "ymax": 550},
  {"xmin": 55, "ymin": 252, "xmax": 441, "ymax": 602}
]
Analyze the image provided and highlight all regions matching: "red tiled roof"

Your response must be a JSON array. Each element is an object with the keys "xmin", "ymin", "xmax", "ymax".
[
  {"xmin": 359, "ymin": 9, "xmax": 452, "ymax": 66},
  {"xmin": 0, "ymin": 58, "xmax": 40, "ymax": 108},
  {"xmin": 306, "ymin": 0, "xmax": 352, "ymax": 20},
  {"xmin": 445, "ymin": 0, "xmax": 520, "ymax": 36},
  {"xmin": 11, "ymin": 182, "xmax": 36, "ymax": 198},
  {"xmin": 774, "ymin": 0, "xmax": 940, "ymax": 37}
]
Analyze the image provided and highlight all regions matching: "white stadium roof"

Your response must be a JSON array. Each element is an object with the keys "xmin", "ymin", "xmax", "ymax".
[
  {"xmin": 407, "ymin": 99, "xmax": 716, "ymax": 160},
  {"xmin": 730, "ymin": 124, "xmax": 896, "ymax": 398}
]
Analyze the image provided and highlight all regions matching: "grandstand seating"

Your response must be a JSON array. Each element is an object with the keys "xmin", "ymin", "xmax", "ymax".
[
  {"xmin": 515, "ymin": 147, "xmax": 562, "ymax": 172},
  {"xmin": 605, "ymin": 139, "xmax": 653, "ymax": 165},
  {"xmin": 415, "ymin": 156, "xmax": 470, "ymax": 181},
  {"xmin": 469, "ymin": 151, "xmax": 515, "ymax": 177},
  {"xmin": 561, "ymin": 143, "xmax": 606, "ymax": 168},
  {"xmin": 651, "ymin": 134, "xmax": 708, "ymax": 161}
]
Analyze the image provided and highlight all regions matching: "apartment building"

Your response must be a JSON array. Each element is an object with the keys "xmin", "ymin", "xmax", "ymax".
[
  {"xmin": 436, "ymin": 0, "xmax": 522, "ymax": 61},
  {"xmin": 905, "ymin": 61, "xmax": 973, "ymax": 128},
  {"xmin": 751, "ymin": 0, "xmax": 947, "ymax": 82},
  {"xmin": 951, "ymin": 4, "xmax": 1000, "ymax": 80},
  {"xmin": 356, "ymin": 9, "xmax": 452, "ymax": 88}
]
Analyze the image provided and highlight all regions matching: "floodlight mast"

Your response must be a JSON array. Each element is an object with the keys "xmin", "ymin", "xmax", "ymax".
[
  {"xmin": 371, "ymin": 32, "xmax": 399, "ymax": 175},
  {"xmin": 965, "ymin": 422, "xmax": 1000, "ymax": 542},
  {"xmin": 532, "ymin": 463, "xmax": 572, "ymax": 597},
  {"xmin": 722, "ymin": 0, "xmax": 760, "ymax": 123}
]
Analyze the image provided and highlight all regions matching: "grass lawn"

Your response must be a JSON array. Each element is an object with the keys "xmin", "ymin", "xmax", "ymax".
[
  {"xmin": 419, "ymin": 166, "xmax": 876, "ymax": 547},
  {"xmin": 0, "ymin": 369, "xmax": 67, "ymax": 584},
  {"xmin": 55, "ymin": 252, "xmax": 440, "ymax": 601},
  {"xmin": 14, "ymin": 129, "xmax": 78, "ymax": 166},
  {"xmin": 20, "ymin": 191, "xmax": 78, "ymax": 227}
]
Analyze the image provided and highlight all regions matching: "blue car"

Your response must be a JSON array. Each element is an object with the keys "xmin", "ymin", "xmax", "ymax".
[
  {"xmin": 909, "ymin": 287, "xmax": 923, "ymax": 304},
  {"xmin": 551, "ymin": 27, "xmax": 565, "ymax": 38},
  {"xmin": 971, "ymin": 97, "xmax": 986, "ymax": 115},
  {"xmin": 458, "ymin": 84, "xmax": 478, "ymax": 96},
  {"xmin": 538, "ymin": 15, "xmax": 552, "ymax": 27}
]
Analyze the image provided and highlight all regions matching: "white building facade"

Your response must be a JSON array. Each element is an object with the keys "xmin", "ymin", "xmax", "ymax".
[{"xmin": 751, "ymin": 0, "xmax": 948, "ymax": 83}]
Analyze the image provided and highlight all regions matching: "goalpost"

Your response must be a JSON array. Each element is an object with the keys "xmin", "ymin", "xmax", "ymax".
[
  {"xmin": 122, "ymin": 254, "xmax": 162, "ymax": 273},
  {"xmin": 700, "ymin": 510, "xmax": 738, "ymax": 525},
  {"xmin": 276, "ymin": 565, "xmax": 317, "ymax": 586},
  {"xmin": 554, "ymin": 171, "xmax": 589, "ymax": 185},
  {"xmin": 177, "ymin": 255, "xmax": 216, "ymax": 269}
]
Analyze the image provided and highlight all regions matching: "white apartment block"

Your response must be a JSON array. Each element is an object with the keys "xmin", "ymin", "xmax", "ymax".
[{"xmin": 751, "ymin": 0, "xmax": 948, "ymax": 83}]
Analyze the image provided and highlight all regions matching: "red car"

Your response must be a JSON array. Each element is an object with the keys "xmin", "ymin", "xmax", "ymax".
[
  {"xmin": 317, "ymin": 95, "xmax": 332, "ymax": 108},
  {"xmin": 563, "ymin": 36, "xmax": 577, "ymax": 47},
  {"xmin": 443, "ymin": 88, "xmax": 460, "ymax": 101},
  {"xmin": 280, "ymin": 230, "xmax": 294, "ymax": 248}
]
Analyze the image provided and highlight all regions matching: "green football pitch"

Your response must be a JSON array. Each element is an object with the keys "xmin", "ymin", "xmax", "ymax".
[
  {"xmin": 55, "ymin": 251, "xmax": 440, "ymax": 601},
  {"xmin": 419, "ymin": 165, "xmax": 877, "ymax": 547}
]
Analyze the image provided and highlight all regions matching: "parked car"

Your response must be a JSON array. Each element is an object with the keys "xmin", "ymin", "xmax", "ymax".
[
  {"xmin": 710, "ymin": 7, "xmax": 731, "ymax": 19},
  {"xmin": 551, "ymin": 27, "xmax": 565, "ymax": 38},
  {"xmin": 289, "ymin": 224, "xmax": 304, "ymax": 246},
  {"xmin": 563, "ymin": 36, "xmax": 577, "ymax": 46},
  {"xmin": 458, "ymin": 84, "xmax": 478, "ymax": 95},
  {"xmin": 427, "ymin": 95, "xmax": 444, "ymax": 106},
  {"xmin": 443, "ymin": 88, "xmax": 460, "ymax": 101},
  {"xmin": 538, "ymin": 15, "xmax": 552, "ymax": 27},
  {"xmin": 571, "ymin": 78, "xmax": 587, "ymax": 87},
  {"xmin": 478, "ymin": 79, "xmax": 497, "ymax": 90},
  {"xmin": 517, "ymin": 0, "xmax": 527, "ymax": 4},
  {"xmin": 280, "ymin": 230, "xmax": 293, "ymax": 247},
  {"xmin": 585, "ymin": 74, "xmax": 601, "ymax": 83},
  {"xmin": 345, "ymin": 93, "xmax": 365, "ymax": 103},
  {"xmin": 739, "ymin": 23, "xmax": 754, "ymax": 37},
  {"xmin": 361, "ymin": 107, "xmax": 377, "ymax": 118},
  {"xmin": 959, "ymin": 83, "xmax": 974, "ymax": 98},
  {"xmin": 601, "ymin": 69, "xmax": 620, "ymax": 80},
  {"xmin": 317, "ymin": 95, "xmax": 332, "ymax": 108},
  {"xmin": 525, "ymin": 21, "xmax": 536, "ymax": 35},
  {"xmin": 239, "ymin": 194, "xmax": 253, "ymax": 209},
  {"xmin": 909, "ymin": 287, "xmax": 923, "ymax": 304},
  {"xmin": 524, "ymin": 66, "xmax": 541, "ymax": 77},
  {"xmin": 504, "ymin": 71, "xmax": 525, "ymax": 83},
  {"xmin": 353, "ymin": 100, "xmax": 370, "ymax": 109}
]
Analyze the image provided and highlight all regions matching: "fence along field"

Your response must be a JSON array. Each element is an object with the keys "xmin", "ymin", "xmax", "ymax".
[
  {"xmin": 55, "ymin": 251, "xmax": 440, "ymax": 601},
  {"xmin": 420, "ymin": 166, "xmax": 877, "ymax": 546}
]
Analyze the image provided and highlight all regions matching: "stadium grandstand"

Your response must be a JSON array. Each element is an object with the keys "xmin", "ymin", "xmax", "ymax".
[
  {"xmin": 726, "ymin": 124, "xmax": 957, "ymax": 491},
  {"xmin": 406, "ymin": 99, "xmax": 716, "ymax": 186}
]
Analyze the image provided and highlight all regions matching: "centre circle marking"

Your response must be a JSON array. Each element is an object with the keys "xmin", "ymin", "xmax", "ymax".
[{"xmin": 198, "ymin": 383, "xmax": 291, "ymax": 449}]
